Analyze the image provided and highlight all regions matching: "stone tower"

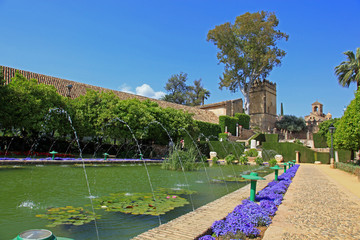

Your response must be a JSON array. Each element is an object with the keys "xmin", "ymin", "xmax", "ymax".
[{"xmin": 249, "ymin": 80, "xmax": 277, "ymax": 130}]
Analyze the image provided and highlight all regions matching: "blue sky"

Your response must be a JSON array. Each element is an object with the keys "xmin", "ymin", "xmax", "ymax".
[{"xmin": 0, "ymin": 0, "xmax": 359, "ymax": 118}]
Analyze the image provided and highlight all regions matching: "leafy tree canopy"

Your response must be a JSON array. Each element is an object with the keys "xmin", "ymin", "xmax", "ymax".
[
  {"xmin": 332, "ymin": 90, "xmax": 360, "ymax": 151},
  {"xmin": 207, "ymin": 11, "xmax": 288, "ymax": 114},
  {"xmin": 162, "ymin": 72, "xmax": 210, "ymax": 106},
  {"xmin": 1, "ymin": 72, "xmax": 66, "ymax": 137},
  {"xmin": 317, "ymin": 118, "xmax": 339, "ymax": 137},
  {"xmin": 275, "ymin": 115, "xmax": 306, "ymax": 132}
]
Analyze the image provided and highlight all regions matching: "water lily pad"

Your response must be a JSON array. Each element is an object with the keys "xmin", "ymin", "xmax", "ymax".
[
  {"xmin": 36, "ymin": 206, "xmax": 100, "ymax": 227},
  {"xmin": 212, "ymin": 176, "xmax": 249, "ymax": 182},
  {"xmin": 92, "ymin": 192, "xmax": 189, "ymax": 216},
  {"xmin": 155, "ymin": 187, "xmax": 196, "ymax": 195}
]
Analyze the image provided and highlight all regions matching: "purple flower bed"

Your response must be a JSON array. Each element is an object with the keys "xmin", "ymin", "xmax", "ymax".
[{"xmin": 199, "ymin": 165, "xmax": 299, "ymax": 240}]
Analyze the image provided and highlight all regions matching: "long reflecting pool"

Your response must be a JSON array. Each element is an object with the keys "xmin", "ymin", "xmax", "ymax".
[{"xmin": 0, "ymin": 163, "xmax": 272, "ymax": 240}]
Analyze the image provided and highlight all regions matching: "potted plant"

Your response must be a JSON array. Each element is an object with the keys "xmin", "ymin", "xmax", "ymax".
[{"xmin": 245, "ymin": 149, "xmax": 258, "ymax": 164}]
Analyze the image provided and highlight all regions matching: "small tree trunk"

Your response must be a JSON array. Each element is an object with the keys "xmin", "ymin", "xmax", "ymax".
[{"xmin": 243, "ymin": 94, "xmax": 250, "ymax": 115}]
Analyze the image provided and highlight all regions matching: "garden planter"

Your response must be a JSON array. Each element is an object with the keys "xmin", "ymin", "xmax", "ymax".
[
  {"xmin": 208, "ymin": 159, "xmax": 213, "ymax": 167},
  {"xmin": 217, "ymin": 159, "xmax": 227, "ymax": 165},
  {"xmin": 247, "ymin": 157, "xmax": 256, "ymax": 165}
]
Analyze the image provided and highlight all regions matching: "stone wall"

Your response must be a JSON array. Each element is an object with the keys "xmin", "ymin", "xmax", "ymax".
[{"xmin": 1, "ymin": 65, "xmax": 219, "ymax": 124}]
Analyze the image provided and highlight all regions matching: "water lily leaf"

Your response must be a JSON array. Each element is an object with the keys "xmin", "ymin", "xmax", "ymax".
[
  {"xmin": 36, "ymin": 206, "xmax": 100, "ymax": 227},
  {"xmin": 212, "ymin": 176, "xmax": 249, "ymax": 182},
  {"xmin": 93, "ymin": 192, "xmax": 189, "ymax": 216}
]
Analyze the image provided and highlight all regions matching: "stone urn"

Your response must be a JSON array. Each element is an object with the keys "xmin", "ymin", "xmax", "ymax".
[
  {"xmin": 210, "ymin": 151, "xmax": 217, "ymax": 159},
  {"xmin": 274, "ymin": 154, "xmax": 284, "ymax": 163}
]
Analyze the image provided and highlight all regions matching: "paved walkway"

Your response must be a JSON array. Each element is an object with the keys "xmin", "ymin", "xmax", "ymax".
[
  {"xmin": 263, "ymin": 164, "xmax": 360, "ymax": 240},
  {"xmin": 132, "ymin": 172, "xmax": 279, "ymax": 240}
]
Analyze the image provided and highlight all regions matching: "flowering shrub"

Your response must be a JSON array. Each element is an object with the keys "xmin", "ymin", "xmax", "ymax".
[{"xmin": 200, "ymin": 165, "xmax": 299, "ymax": 239}]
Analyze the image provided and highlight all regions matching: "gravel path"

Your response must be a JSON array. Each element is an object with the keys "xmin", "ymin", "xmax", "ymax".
[{"xmin": 263, "ymin": 164, "xmax": 360, "ymax": 240}]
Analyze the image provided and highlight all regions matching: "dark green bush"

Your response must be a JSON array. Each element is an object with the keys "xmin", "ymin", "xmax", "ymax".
[
  {"xmin": 245, "ymin": 149, "xmax": 258, "ymax": 157},
  {"xmin": 255, "ymin": 156, "xmax": 263, "ymax": 165},
  {"xmin": 239, "ymin": 155, "xmax": 248, "ymax": 165},
  {"xmin": 218, "ymin": 133, "xmax": 228, "ymax": 141},
  {"xmin": 235, "ymin": 113, "xmax": 250, "ymax": 129},
  {"xmin": 268, "ymin": 159, "xmax": 277, "ymax": 167},
  {"xmin": 225, "ymin": 154, "xmax": 237, "ymax": 164}
]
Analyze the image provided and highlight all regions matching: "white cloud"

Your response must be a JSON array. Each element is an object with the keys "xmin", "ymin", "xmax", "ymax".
[
  {"xmin": 136, "ymin": 84, "xmax": 165, "ymax": 99},
  {"xmin": 118, "ymin": 83, "xmax": 134, "ymax": 94},
  {"xmin": 119, "ymin": 83, "xmax": 165, "ymax": 99}
]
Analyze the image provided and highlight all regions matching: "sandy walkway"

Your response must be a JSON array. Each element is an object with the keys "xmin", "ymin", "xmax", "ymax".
[{"xmin": 263, "ymin": 164, "xmax": 360, "ymax": 240}]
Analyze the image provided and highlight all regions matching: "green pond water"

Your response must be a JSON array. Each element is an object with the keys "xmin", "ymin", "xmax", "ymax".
[{"xmin": 0, "ymin": 163, "xmax": 272, "ymax": 240}]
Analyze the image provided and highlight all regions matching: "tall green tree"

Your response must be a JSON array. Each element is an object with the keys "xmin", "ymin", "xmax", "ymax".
[
  {"xmin": 334, "ymin": 47, "xmax": 360, "ymax": 90},
  {"xmin": 162, "ymin": 72, "xmax": 189, "ymax": 105},
  {"xmin": 207, "ymin": 11, "xmax": 289, "ymax": 114},
  {"xmin": 188, "ymin": 79, "xmax": 210, "ymax": 106},
  {"xmin": 162, "ymin": 73, "xmax": 210, "ymax": 106}
]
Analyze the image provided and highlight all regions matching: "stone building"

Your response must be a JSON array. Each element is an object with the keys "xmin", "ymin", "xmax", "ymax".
[
  {"xmin": 197, "ymin": 99, "xmax": 243, "ymax": 118},
  {"xmin": 198, "ymin": 80, "xmax": 277, "ymax": 130},
  {"xmin": 304, "ymin": 101, "xmax": 332, "ymax": 132}
]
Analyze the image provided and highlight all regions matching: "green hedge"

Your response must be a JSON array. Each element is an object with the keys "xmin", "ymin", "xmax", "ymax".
[
  {"xmin": 195, "ymin": 120, "xmax": 221, "ymax": 139},
  {"xmin": 262, "ymin": 142, "xmax": 329, "ymax": 163},
  {"xmin": 199, "ymin": 141, "xmax": 245, "ymax": 159},
  {"xmin": 265, "ymin": 134, "xmax": 278, "ymax": 143},
  {"xmin": 337, "ymin": 149, "xmax": 352, "ymax": 163},
  {"xmin": 248, "ymin": 133, "xmax": 266, "ymax": 146},
  {"xmin": 313, "ymin": 133, "xmax": 328, "ymax": 148},
  {"xmin": 235, "ymin": 113, "xmax": 250, "ymax": 129},
  {"xmin": 219, "ymin": 115, "xmax": 238, "ymax": 135}
]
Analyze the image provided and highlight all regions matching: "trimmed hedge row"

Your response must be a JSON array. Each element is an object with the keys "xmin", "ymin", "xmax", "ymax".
[
  {"xmin": 262, "ymin": 142, "xmax": 329, "ymax": 163},
  {"xmin": 265, "ymin": 134, "xmax": 278, "ymax": 143},
  {"xmin": 219, "ymin": 116, "xmax": 238, "ymax": 135},
  {"xmin": 313, "ymin": 133, "xmax": 328, "ymax": 148},
  {"xmin": 195, "ymin": 120, "xmax": 222, "ymax": 139},
  {"xmin": 234, "ymin": 113, "xmax": 250, "ymax": 129}
]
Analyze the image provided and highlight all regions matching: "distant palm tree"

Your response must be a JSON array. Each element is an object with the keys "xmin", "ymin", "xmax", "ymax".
[{"xmin": 334, "ymin": 47, "xmax": 360, "ymax": 90}]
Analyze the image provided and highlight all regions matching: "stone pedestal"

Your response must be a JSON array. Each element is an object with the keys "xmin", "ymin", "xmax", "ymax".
[
  {"xmin": 330, "ymin": 157, "xmax": 335, "ymax": 168},
  {"xmin": 295, "ymin": 151, "xmax": 300, "ymax": 163},
  {"xmin": 250, "ymin": 140, "xmax": 256, "ymax": 149}
]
